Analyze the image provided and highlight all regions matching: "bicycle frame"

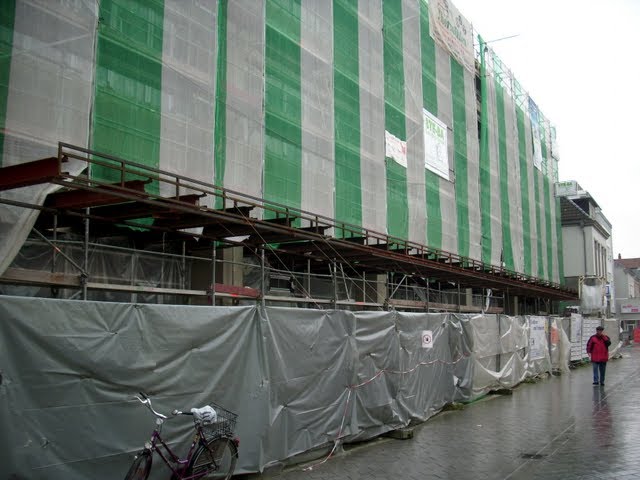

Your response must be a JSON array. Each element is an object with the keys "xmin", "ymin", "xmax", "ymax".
[
  {"xmin": 132, "ymin": 394, "xmax": 219, "ymax": 480},
  {"xmin": 142, "ymin": 418, "xmax": 204, "ymax": 480}
]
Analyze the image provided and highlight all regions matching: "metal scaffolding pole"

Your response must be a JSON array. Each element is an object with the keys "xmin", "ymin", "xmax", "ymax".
[
  {"xmin": 261, "ymin": 248, "xmax": 266, "ymax": 308},
  {"xmin": 211, "ymin": 244, "xmax": 217, "ymax": 305},
  {"xmin": 331, "ymin": 259, "xmax": 337, "ymax": 309},
  {"xmin": 83, "ymin": 207, "xmax": 89, "ymax": 300}
]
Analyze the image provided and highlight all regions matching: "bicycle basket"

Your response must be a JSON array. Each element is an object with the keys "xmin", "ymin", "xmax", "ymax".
[{"xmin": 197, "ymin": 402, "xmax": 237, "ymax": 440}]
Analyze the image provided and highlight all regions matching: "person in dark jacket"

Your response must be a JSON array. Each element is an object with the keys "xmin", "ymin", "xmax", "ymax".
[{"xmin": 586, "ymin": 326, "xmax": 611, "ymax": 386}]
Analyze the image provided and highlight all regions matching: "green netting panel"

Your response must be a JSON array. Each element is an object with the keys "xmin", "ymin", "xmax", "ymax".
[
  {"xmin": 214, "ymin": 0, "xmax": 227, "ymax": 209},
  {"xmin": 0, "ymin": 0, "xmax": 15, "ymax": 168},
  {"xmin": 419, "ymin": 0, "xmax": 441, "ymax": 249},
  {"xmin": 539, "ymin": 126, "xmax": 552, "ymax": 280},
  {"xmin": 264, "ymin": 0, "xmax": 302, "ymax": 217},
  {"xmin": 556, "ymin": 196, "xmax": 564, "ymax": 284},
  {"xmin": 516, "ymin": 107, "xmax": 532, "ymax": 276},
  {"xmin": 533, "ymin": 166, "xmax": 545, "ymax": 279},
  {"xmin": 435, "ymin": 46, "xmax": 457, "ymax": 255},
  {"xmin": 495, "ymin": 81, "xmax": 514, "ymax": 270},
  {"xmin": 92, "ymin": 0, "xmax": 165, "ymax": 194},
  {"xmin": 541, "ymin": 149, "xmax": 553, "ymax": 281},
  {"xmin": 463, "ymin": 63, "xmax": 482, "ymax": 262},
  {"xmin": 403, "ymin": 0, "xmax": 426, "ymax": 245},
  {"xmin": 478, "ymin": 38, "xmax": 492, "ymax": 264},
  {"xmin": 543, "ymin": 175, "xmax": 553, "ymax": 280},
  {"xmin": 383, "ymin": 0, "xmax": 408, "ymax": 240},
  {"xmin": 333, "ymin": 0, "xmax": 361, "ymax": 235},
  {"xmin": 451, "ymin": 59, "xmax": 469, "ymax": 259}
]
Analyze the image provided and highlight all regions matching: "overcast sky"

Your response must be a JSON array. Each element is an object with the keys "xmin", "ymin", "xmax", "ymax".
[{"xmin": 452, "ymin": 0, "xmax": 640, "ymax": 258}]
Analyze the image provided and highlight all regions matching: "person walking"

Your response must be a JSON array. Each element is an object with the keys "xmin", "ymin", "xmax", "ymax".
[{"xmin": 586, "ymin": 326, "xmax": 611, "ymax": 386}]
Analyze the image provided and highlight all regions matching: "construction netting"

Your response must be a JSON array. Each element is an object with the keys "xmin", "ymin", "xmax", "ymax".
[
  {"xmin": 0, "ymin": 0, "xmax": 563, "ymax": 283},
  {"xmin": 0, "ymin": 296, "xmax": 570, "ymax": 479}
]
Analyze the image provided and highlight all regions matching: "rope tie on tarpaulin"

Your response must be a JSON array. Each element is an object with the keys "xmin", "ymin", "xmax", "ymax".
[{"xmin": 302, "ymin": 351, "xmax": 471, "ymax": 471}]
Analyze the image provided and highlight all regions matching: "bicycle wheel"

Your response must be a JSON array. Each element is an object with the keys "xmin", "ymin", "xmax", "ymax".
[
  {"xmin": 187, "ymin": 437, "xmax": 237, "ymax": 480},
  {"xmin": 124, "ymin": 451, "xmax": 152, "ymax": 480}
]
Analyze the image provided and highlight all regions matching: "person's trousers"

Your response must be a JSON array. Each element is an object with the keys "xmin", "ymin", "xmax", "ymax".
[{"xmin": 592, "ymin": 361, "xmax": 607, "ymax": 384}]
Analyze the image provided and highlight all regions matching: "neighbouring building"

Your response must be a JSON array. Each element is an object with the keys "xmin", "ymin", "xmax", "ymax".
[
  {"xmin": 556, "ymin": 180, "xmax": 613, "ymax": 316},
  {"xmin": 614, "ymin": 256, "xmax": 640, "ymax": 337}
]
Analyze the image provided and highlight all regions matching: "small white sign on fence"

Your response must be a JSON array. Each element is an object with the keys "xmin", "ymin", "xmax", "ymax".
[{"xmin": 422, "ymin": 330, "xmax": 434, "ymax": 349}]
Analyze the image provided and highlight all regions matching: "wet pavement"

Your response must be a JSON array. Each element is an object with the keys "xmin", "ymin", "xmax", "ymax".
[{"xmin": 267, "ymin": 345, "xmax": 640, "ymax": 480}]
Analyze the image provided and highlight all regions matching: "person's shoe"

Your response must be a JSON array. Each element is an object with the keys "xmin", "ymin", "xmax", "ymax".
[
  {"xmin": 600, "ymin": 383, "xmax": 605, "ymax": 386},
  {"xmin": 593, "ymin": 382, "xmax": 599, "ymax": 385}
]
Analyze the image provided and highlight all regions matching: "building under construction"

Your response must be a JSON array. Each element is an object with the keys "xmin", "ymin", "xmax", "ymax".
[
  {"xmin": 0, "ymin": 0, "xmax": 575, "ymax": 312},
  {"xmin": 0, "ymin": 1, "xmax": 587, "ymax": 478}
]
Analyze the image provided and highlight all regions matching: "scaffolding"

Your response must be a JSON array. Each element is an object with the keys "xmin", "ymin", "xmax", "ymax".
[{"xmin": 0, "ymin": 143, "xmax": 576, "ymax": 312}]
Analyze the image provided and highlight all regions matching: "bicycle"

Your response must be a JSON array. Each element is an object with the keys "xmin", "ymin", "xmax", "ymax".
[{"xmin": 124, "ymin": 392, "xmax": 239, "ymax": 480}]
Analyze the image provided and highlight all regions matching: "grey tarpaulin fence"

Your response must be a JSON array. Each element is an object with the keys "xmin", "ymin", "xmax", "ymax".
[{"xmin": 0, "ymin": 296, "xmax": 569, "ymax": 479}]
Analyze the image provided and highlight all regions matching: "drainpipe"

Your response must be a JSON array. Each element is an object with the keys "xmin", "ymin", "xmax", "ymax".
[{"xmin": 581, "ymin": 220, "xmax": 588, "ymax": 274}]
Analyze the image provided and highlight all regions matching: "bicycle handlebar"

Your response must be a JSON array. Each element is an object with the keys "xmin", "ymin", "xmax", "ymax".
[
  {"xmin": 171, "ymin": 409, "xmax": 195, "ymax": 416},
  {"xmin": 134, "ymin": 393, "xmax": 168, "ymax": 420}
]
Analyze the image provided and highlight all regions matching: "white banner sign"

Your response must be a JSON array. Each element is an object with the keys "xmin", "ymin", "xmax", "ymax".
[
  {"xmin": 532, "ymin": 124, "xmax": 543, "ymax": 170},
  {"xmin": 529, "ymin": 316, "xmax": 547, "ymax": 360},
  {"xmin": 385, "ymin": 130, "xmax": 407, "ymax": 168},
  {"xmin": 529, "ymin": 98, "xmax": 543, "ymax": 170},
  {"xmin": 423, "ymin": 109, "xmax": 449, "ymax": 180},
  {"xmin": 428, "ymin": 0, "xmax": 475, "ymax": 72}
]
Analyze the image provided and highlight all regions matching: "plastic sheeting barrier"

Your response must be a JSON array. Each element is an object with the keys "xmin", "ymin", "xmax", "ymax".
[{"xmin": 0, "ymin": 296, "xmax": 570, "ymax": 479}]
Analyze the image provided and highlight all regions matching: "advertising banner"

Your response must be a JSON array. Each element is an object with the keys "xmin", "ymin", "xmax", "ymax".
[
  {"xmin": 423, "ymin": 109, "xmax": 449, "ymax": 180},
  {"xmin": 555, "ymin": 180, "xmax": 578, "ymax": 197},
  {"xmin": 428, "ymin": 0, "xmax": 475, "ymax": 72}
]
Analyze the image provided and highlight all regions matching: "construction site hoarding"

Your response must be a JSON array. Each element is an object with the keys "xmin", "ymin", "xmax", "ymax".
[{"xmin": 1, "ymin": 295, "xmax": 568, "ymax": 479}]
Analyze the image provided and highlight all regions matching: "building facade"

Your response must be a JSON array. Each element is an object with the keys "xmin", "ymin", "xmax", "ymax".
[
  {"xmin": 614, "ymin": 257, "xmax": 640, "ymax": 336},
  {"xmin": 556, "ymin": 180, "xmax": 613, "ymax": 315}
]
